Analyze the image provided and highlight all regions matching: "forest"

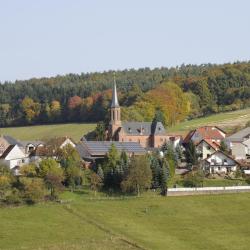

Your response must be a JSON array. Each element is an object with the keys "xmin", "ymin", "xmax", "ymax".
[{"xmin": 1, "ymin": 61, "xmax": 250, "ymax": 127}]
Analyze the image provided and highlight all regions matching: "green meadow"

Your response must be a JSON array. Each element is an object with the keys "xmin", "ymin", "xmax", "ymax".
[
  {"xmin": 1, "ymin": 191, "xmax": 250, "ymax": 250},
  {"xmin": 0, "ymin": 123, "xmax": 96, "ymax": 142}
]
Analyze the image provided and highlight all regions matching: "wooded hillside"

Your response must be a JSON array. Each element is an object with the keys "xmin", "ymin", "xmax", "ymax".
[{"xmin": 1, "ymin": 61, "xmax": 250, "ymax": 127}]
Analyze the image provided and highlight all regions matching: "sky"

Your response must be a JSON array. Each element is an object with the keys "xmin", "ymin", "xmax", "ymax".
[{"xmin": 0, "ymin": 0, "xmax": 250, "ymax": 82}]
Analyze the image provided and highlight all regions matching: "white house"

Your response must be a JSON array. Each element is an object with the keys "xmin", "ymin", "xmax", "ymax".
[
  {"xmin": 202, "ymin": 151, "xmax": 239, "ymax": 174},
  {"xmin": 225, "ymin": 127, "xmax": 250, "ymax": 160},
  {"xmin": 0, "ymin": 145, "xmax": 29, "ymax": 175},
  {"xmin": 196, "ymin": 139, "xmax": 220, "ymax": 160}
]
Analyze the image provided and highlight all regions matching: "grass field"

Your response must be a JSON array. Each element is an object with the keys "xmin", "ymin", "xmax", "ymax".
[
  {"xmin": 169, "ymin": 107, "xmax": 250, "ymax": 133},
  {"xmin": 0, "ymin": 108, "xmax": 249, "ymax": 141},
  {"xmin": 1, "ymin": 191, "xmax": 250, "ymax": 250},
  {"xmin": 0, "ymin": 123, "xmax": 96, "ymax": 142}
]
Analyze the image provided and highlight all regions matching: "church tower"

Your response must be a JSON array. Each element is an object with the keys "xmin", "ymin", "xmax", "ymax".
[{"xmin": 109, "ymin": 77, "xmax": 121, "ymax": 139}]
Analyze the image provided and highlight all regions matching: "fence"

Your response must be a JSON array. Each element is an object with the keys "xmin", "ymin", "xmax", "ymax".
[{"xmin": 167, "ymin": 186, "xmax": 250, "ymax": 196}]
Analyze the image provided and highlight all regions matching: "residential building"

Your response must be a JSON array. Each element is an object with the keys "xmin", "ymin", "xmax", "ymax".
[
  {"xmin": 196, "ymin": 139, "xmax": 220, "ymax": 160},
  {"xmin": 183, "ymin": 126, "xmax": 226, "ymax": 145},
  {"xmin": 0, "ymin": 145, "xmax": 28, "ymax": 175},
  {"xmin": 225, "ymin": 127, "xmax": 250, "ymax": 160},
  {"xmin": 202, "ymin": 151, "xmax": 239, "ymax": 174}
]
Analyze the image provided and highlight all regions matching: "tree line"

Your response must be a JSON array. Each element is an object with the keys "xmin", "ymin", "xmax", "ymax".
[{"xmin": 1, "ymin": 61, "xmax": 250, "ymax": 127}]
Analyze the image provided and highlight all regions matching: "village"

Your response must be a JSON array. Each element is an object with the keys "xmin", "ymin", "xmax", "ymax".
[{"xmin": 1, "ymin": 81, "xmax": 250, "ymax": 193}]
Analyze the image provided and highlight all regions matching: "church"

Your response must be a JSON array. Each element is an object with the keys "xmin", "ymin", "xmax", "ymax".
[{"xmin": 108, "ymin": 81, "xmax": 170, "ymax": 148}]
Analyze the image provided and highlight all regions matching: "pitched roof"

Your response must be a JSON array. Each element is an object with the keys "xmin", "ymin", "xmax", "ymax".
[
  {"xmin": 0, "ymin": 145, "xmax": 15, "ymax": 159},
  {"xmin": 197, "ymin": 139, "xmax": 221, "ymax": 150},
  {"xmin": 226, "ymin": 127, "xmax": 250, "ymax": 142},
  {"xmin": 76, "ymin": 141, "xmax": 146, "ymax": 158},
  {"xmin": 203, "ymin": 150, "xmax": 241, "ymax": 165},
  {"xmin": 121, "ymin": 121, "xmax": 166, "ymax": 136},
  {"xmin": 183, "ymin": 126, "xmax": 225, "ymax": 144},
  {"xmin": 46, "ymin": 137, "xmax": 75, "ymax": 147},
  {"xmin": 19, "ymin": 140, "xmax": 44, "ymax": 147},
  {"xmin": 1, "ymin": 135, "xmax": 23, "ymax": 147}
]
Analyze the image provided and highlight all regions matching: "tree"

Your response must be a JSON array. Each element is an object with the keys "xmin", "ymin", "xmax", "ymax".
[
  {"xmin": 153, "ymin": 109, "xmax": 166, "ymax": 126},
  {"xmin": 21, "ymin": 97, "xmax": 41, "ymax": 123},
  {"xmin": 50, "ymin": 100, "xmax": 61, "ymax": 121},
  {"xmin": 45, "ymin": 171, "xmax": 64, "ymax": 199},
  {"xmin": 37, "ymin": 158, "xmax": 60, "ymax": 178},
  {"xmin": 0, "ymin": 175, "xmax": 12, "ymax": 200},
  {"xmin": 57, "ymin": 144, "xmax": 82, "ymax": 190},
  {"xmin": 94, "ymin": 122, "xmax": 106, "ymax": 141},
  {"xmin": 159, "ymin": 159, "xmax": 169, "ymax": 196},
  {"xmin": 90, "ymin": 172, "xmax": 103, "ymax": 196},
  {"xmin": 19, "ymin": 164, "xmax": 37, "ymax": 177},
  {"xmin": 0, "ymin": 164, "xmax": 13, "ymax": 200},
  {"xmin": 219, "ymin": 140, "xmax": 228, "ymax": 153},
  {"xmin": 38, "ymin": 158, "xmax": 64, "ymax": 199},
  {"xmin": 121, "ymin": 156, "xmax": 152, "ymax": 196},
  {"xmin": 150, "ymin": 152, "xmax": 162, "ymax": 188},
  {"xmin": 97, "ymin": 165, "xmax": 104, "ymax": 180},
  {"xmin": 20, "ymin": 177, "xmax": 45, "ymax": 204},
  {"xmin": 184, "ymin": 141, "xmax": 198, "ymax": 166}
]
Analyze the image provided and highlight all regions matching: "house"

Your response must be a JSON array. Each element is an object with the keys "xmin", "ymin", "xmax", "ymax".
[
  {"xmin": 108, "ymin": 80, "xmax": 170, "ymax": 148},
  {"xmin": 0, "ymin": 145, "xmax": 28, "ymax": 175},
  {"xmin": 31, "ymin": 136, "xmax": 76, "ymax": 161},
  {"xmin": 76, "ymin": 140, "xmax": 146, "ymax": 162},
  {"xmin": 225, "ymin": 127, "xmax": 250, "ymax": 160},
  {"xmin": 183, "ymin": 126, "xmax": 226, "ymax": 145},
  {"xmin": 46, "ymin": 136, "xmax": 76, "ymax": 149},
  {"xmin": 202, "ymin": 151, "xmax": 239, "ymax": 174},
  {"xmin": 196, "ymin": 139, "xmax": 220, "ymax": 160},
  {"xmin": 19, "ymin": 140, "xmax": 44, "ymax": 155},
  {"xmin": 0, "ymin": 135, "xmax": 23, "ymax": 157}
]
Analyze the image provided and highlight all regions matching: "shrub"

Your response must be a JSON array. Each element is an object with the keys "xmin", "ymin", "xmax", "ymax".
[
  {"xmin": 20, "ymin": 177, "xmax": 45, "ymax": 204},
  {"xmin": 5, "ymin": 188, "xmax": 22, "ymax": 205}
]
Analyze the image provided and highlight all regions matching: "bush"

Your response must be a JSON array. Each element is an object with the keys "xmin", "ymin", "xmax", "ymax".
[
  {"xmin": 183, "ymin": 170, "xmax": 204, "ymax": 187},
  {"xmin": 5, "ymin": 188, "xmax": 22, "ymax": 205},
  {"xmin": 19, "ymin": 177, "xmax": 45, "ymax": 204}
]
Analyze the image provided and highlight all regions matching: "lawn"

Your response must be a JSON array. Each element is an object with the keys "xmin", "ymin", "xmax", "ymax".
[
  {"xmin": 1, "ymin": 192, "xmax": 250, "ymax": 250},
  {"xmin": 0, "ymin": 123, "xmax": 96, "ymax": 142},
  {"xmin": 169, "ymin": 107, "xmax": 250, "ymax": 133}
]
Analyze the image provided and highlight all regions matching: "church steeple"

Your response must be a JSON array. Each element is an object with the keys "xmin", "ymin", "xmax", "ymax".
[
  {"xmin": 111, "ymin": 76, "xmax": 119, "ymax": 108},
  {"xmin": 109, "ymin": 75, "xmax": 121, "ymax": 139}
]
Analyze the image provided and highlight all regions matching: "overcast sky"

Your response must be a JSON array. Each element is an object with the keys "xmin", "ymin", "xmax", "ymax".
[{"xmin": 0, "ymin": 0, "xmax": 250, "ymax": 82}]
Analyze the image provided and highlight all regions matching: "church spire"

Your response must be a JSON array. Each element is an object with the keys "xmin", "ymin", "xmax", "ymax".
[{"xmin": 111, "ymin": 74, "xmax": 119, "ymax": 108}]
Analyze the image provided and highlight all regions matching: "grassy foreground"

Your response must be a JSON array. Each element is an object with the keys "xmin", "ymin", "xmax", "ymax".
[
  {"xmin": 1, "ymin": 191, "xmax": 250, "ymax": 250},
  {"xmin": 1, "ymin": 108, "xmax": 250, "ymax": 141}
]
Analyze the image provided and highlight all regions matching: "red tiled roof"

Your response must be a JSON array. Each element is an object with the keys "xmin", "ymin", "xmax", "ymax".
[{"xmin": 183, "ymin": 126, "xmax": 225, "ymax": 144}]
